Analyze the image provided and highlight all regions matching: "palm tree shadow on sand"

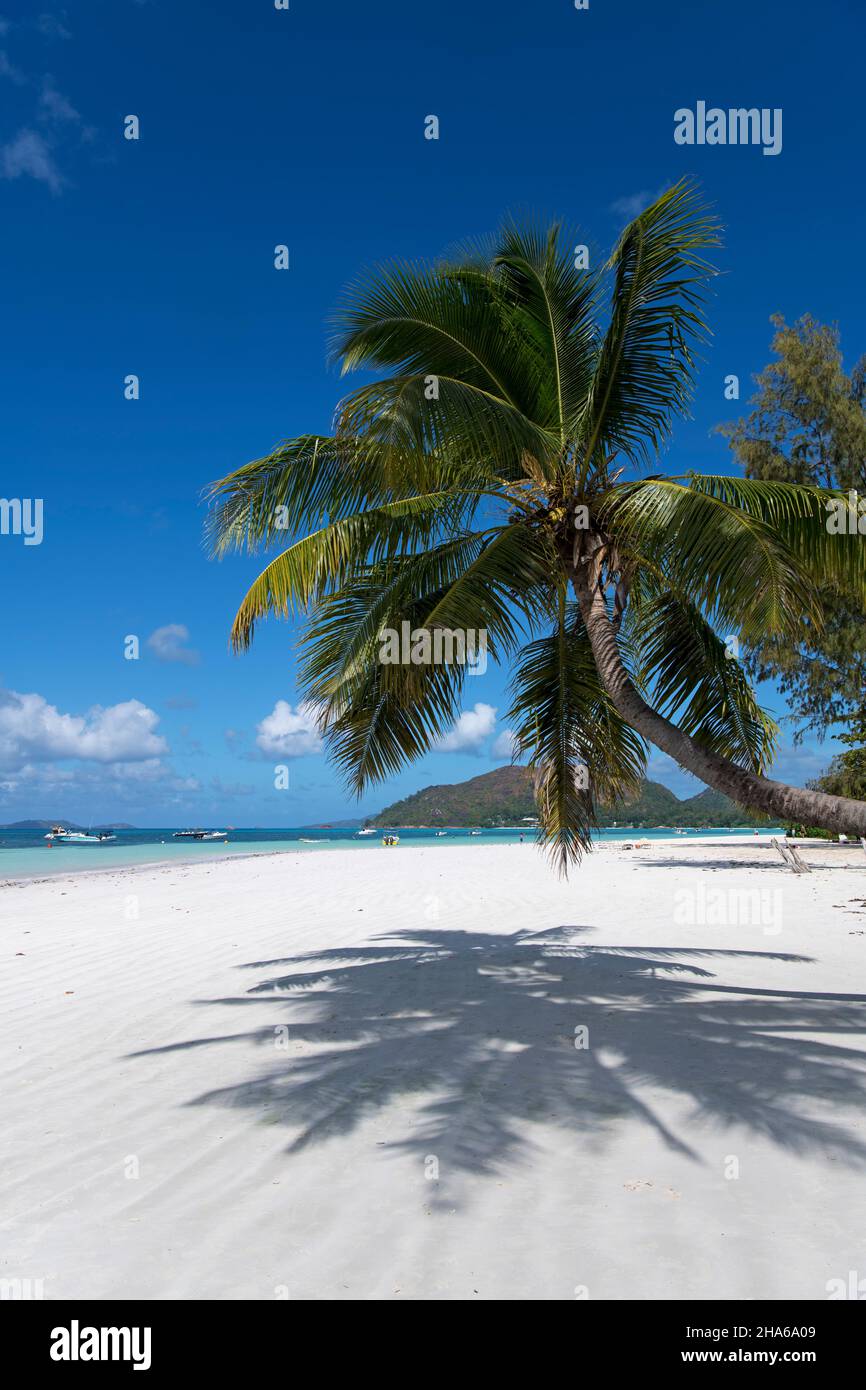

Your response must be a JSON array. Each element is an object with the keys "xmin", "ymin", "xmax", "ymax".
[{"xmin": 132, "ymin": 926, "xmax": 866, "ymax": 1175}]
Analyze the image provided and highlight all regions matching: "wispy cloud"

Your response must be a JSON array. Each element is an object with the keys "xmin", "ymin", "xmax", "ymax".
[
  {"xmin": 610, "ymin": 186, "xmax": 668, "ymax": 220},
  {"xmin": 36, "ymin": 13, "xmax": 72, "ymax": 41},
  {"xmin": 0, "ymin": 127, "xmax": 64, "ymax": 192},
  {"xmin": 39, "ymin": 75, "xmax": 79, "ymax": 123},
  {"xmin": 0, "ymin": 13, "xmax": 72, "ymax": 41},
  {"xmin": 0, "ymin": 49, "xmax": 25, "ymax": 83},
  {"xmin": 146, "ymin": 625, "xmax": 201, "ymax": 666},
  {"xmin": 610, "ymin": 191, "xmax": 651, "ymax": 220},
  {"xmin": 209, "ymin": 775, "xmax": 255, "ymax": 798},
  {"xmin": 0, "ymin": 18, "xmax": 89, "ymax": 192}
]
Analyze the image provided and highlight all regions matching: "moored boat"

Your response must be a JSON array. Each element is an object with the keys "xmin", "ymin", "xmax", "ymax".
[
  {"xmin": 172, "ymin": 829, "xmax": 227, "ymax": 841},
  {"xmin": 45, "ymin": 826, "xmax": 116, "ymax": 845}
]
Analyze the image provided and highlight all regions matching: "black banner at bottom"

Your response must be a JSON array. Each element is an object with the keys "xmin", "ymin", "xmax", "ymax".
[{"xmin": 4, "ymin": 1298, "xmax": 862, "ymax": 1374}]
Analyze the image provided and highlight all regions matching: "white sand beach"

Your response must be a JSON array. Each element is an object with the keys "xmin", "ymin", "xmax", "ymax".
[{"xmin": 2, "ymin": 839, "xmax": 865, "ymax": 1301}]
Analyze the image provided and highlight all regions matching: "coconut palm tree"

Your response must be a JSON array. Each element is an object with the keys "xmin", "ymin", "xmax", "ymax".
[{"xmin": 207, "ymin": 180, "xmax": 866, "ymax": 869}]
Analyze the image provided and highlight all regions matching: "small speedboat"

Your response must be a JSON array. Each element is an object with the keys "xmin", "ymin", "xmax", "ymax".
[
  {"xmin": 469, "ymin": 829, "xmax": 482, "ymax": 837},
  {"xmin": 381, "ymin": 835, "xmax": 400, "ymax": 847},
  {"xmin": 355, "ymin": 827, "xmax": 377, "ymax": 837},
  {"xmin": 435, "ymin": 831, "xmax": 448, "ymax": 837},
  {"xmin": 172, "ymin": 829, "xmax": 227, "ymax": 841},
  {"xmin": 45, "ymin": 826, "xmax": 116, "ymax": 845}
]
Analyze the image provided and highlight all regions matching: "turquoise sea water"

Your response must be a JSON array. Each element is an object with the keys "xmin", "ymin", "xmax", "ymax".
[{"xmin": 0, "ymin": 825, "xmax": 781, "ymax": 882}]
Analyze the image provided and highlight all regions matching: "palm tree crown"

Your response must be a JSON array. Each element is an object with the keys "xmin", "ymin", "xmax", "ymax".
[{"xmin": 207, "ymin": 180, "xmax": 866, "ymax": 870}]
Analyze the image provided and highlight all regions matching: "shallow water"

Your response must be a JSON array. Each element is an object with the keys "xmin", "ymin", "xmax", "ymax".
[{"xmin": 0, "ymin": 824, "xmax": 780, "ymax": 881}]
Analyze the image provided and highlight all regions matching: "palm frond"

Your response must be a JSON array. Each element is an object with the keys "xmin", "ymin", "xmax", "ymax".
[
  {"xmin": 508, "ymin": 598, "xmax": 646, "ymax": 873},
  {"xmin": 600, "ymin": 476, "xmax": 822, "ymax": 639},
  {"xmin": 579, "ymin": 179, "xmax": 721, "ymax": 475},
  {"xmin": 628, "ymin": 591, "xmax": 778, "ymax": 771},
  {"xmin": 228, "ymin": 492, "xmax": 476, "ymax": 651},
  {"xmin": 685, "ymin": 475, "xmax": 866, "ymax": 603},
  {"xmin": 331, "ymin": 259, "xmax": 540, "ymax": 417},
  {"xmin": 335, "ymin": 372, "xmax": 560, "ymax": 485},
  {"xmin": 491, "ymin": 219, "xmax": 601, "ymax": 439},
  {"xmin": 205, "ymin": 435, "xmax": 378, "ymax": 555},
  {"xmin": 298, "ymin": 525, "xmax": 556, "ymax": 794}
]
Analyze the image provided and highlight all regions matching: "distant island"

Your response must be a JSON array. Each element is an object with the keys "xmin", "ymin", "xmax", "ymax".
[
  {"xmin": 0, "ymin": 820, "xmax": 137, "ymax": 831},
  {"xmin": 368, "ymin": 766, "xmax": 770, "ymax": 830}
]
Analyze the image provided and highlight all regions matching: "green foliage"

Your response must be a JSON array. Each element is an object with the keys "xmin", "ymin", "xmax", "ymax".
[
  {"xmin": 717, "ymin": 315, "xmax": 866, "ymax": 738},
  {"xmin": 506, "ymin": 597, "xmax": 647, "ymax": 864},
  {"xmin": 626, "ymin": 589, "xmax": 778, "ymax": 771},
  {"xmin": 808, "ymin": 746, "xmax": 866, "ymax": 803}
]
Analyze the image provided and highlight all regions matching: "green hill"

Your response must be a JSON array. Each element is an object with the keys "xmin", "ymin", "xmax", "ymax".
[
  {"xmin": 370, "ymin": 766, "xmax": 769, "ymax": 829},
  {"xmin": 0, "ymin": 819, "xmax": 137, "ymax": 830}
]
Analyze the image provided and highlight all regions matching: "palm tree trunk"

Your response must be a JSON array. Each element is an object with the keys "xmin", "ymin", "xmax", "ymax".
[{"xmin": 573, "ymin": 574, "xmax": 866, "ymax": 836}]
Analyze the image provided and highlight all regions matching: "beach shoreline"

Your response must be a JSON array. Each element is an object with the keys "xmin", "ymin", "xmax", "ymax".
[
  {"xmin": 0, "ymin": 828, "xmax": 784, "ymax": 888},
  {"xmin": 3, "ymin": 838, "xmax": 865, "ymax": 1299}
]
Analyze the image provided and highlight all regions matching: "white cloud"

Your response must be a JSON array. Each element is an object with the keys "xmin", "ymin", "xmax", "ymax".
[
  {"xmin": 146, "ymin": 624, "xmax": 200, "ymax": 665},
  {"xmin": 0, "ymin": 759, "xmax": 201, "ymax": 818},
  {"xmin": 255, "ymin": 701, "xmax": 323, "ymax": 758},
  {"xmin": 491, "ymin": 728, "xmax": 519, "ymax": 761},
  {"xmin": 0, "ymin": 689, "xmax": 169, "ymax": 769},
  {"xmin": 39, "ymin": 76, "xmax": 79, "ymax": 123},
  {"xmin": 0, "ymin": 127, "xmax": 63, "ymax": 192},
  {"xmin": 36, "ymin": 14, "xmax": 72, "ymax": 41},
  {"xmin": 610, "ymin": 186, "xmax": 668, "ymax": 221},
  {"xmin": 610, "ymin": 191, "xmax": 651, "ymax": 219},
  {"xmin": 438, "ymin": 702, "xmax": 497, "ymax": 754},
  {"xmin": 209, "ymin": 775, "xmax": 255, "ymax": 797},
  {"xmin": 0, "ymin": 49, "xmax": 24, "ymax": 83}
]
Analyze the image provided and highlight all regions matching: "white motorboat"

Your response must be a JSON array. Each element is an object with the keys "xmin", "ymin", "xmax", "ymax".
[
  {"xmin": 355, "ymin": 827, "xmax": 377, "ymax": 837},
  {"xmin": 45, "ymin": 826, "xmax": 116, "ymax": 845},
  {"xmin": 172, "ymin": 829, "xmax": 227, "ymax": 841}
]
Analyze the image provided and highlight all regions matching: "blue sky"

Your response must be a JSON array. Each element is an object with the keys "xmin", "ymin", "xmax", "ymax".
[{"xmin": 0, "ymin": 0, "xmax": 862, "ymax": 825}]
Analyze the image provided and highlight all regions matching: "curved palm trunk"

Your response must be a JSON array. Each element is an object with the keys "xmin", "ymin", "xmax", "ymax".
[{"xmin": 573, "ymin": 575, "xmax": 866, "ymax": 836}]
